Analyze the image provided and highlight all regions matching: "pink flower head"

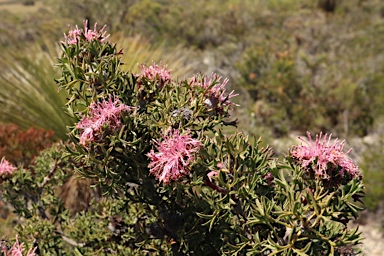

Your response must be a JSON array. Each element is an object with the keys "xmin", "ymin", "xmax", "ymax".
[
  {"xmin": 76, "ymin": 96, "xmax": 131, "ymax": 146},
  {"xmin": 290, "ymin": 132, "xmax": 361, "ymax": 181},
  {"xmin": 137, "ymin": 62, "xmax": 172, "ymax": 89},
  {"xmin": 217, "ymin": 162, "xmax": 225, "ymax": 169},
  {"xmin": 63, "ymin": 24, "xmax": 81, "ymax": 45},
  {"xmin": 264, "ymin": 172, "xmax": 274, "ymax": 186},
  {"xmin": 2, "ymin": 235, "xmax": 37, "ymax": 256},
  {"xmin": 207, "ymin": 171, "xmax": 219, "ymax": 182},
  {"xmin": 147, "ymin": 129, "xmax": 202, "ymax": 184},
  {"xmin": 190, "ymin": 73, "xmax": 238, "ymax": 115},
  {"xmin": 63, "ymin": 20, "xmax": 110, "ymax": 45},
  {"xmin": 0, "ymin": 157, "xmax": 16, "ymax": 178},
  {"xmin": 83, "ymin": 20, "xmax": 110, "ymax": 43}
]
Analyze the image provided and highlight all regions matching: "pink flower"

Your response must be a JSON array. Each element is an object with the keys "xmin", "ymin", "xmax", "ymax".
[
  {"xmin": 76, "ymin": 96, "xmax": 131, "ymax": 146},
  {"xmin": 147, "ymin": 129, "xmax": 202, "ymax": 184},
  {"xmin": 2, "ymin": 235, "xmax": 37, "ymax": 256},
  {"xmin": 137, "ymin": 62, "xmax": 172, "ymax": 89},
  {"xmin": 63, "ymin": 20, "xmax": 110, "ymax": 45},
  {"xmin": 290, "ymin": 132, "xmax": 361, "ymax": 181},
  {"xmin": 83, "ymin": 20, "xmax": 109, "ymax": 43},
  {"xmin": 207, "ymin": 171, "xmax": 219, "ymax": 182},
  {"xmin": 264, "ymin": 172, "xmax": 274, "ymax": 186},
  {"xmin": 63, "ymin": 24, "xmax": 81, "ymax": 45},
  {"xmin": 190, "ymin": 73, "xmax": 238, "ymax": 115},
  {"xmin": 216, "ymin": 162, "xmax": 225, "ymax": 169},
  {"xmin": 0, "ymin": 157, "xmax": 16, "ymax": 178}
]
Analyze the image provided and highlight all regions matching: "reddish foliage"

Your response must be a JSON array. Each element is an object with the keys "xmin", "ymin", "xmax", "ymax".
[{"xmin": 0, "ymin": 124, "xmax": 55, "ymax": 166}]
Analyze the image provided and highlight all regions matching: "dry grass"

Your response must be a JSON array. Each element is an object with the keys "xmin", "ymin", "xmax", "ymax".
[{"xmin": 114, "ymin": 34, "xmax": 198, "ymax": 80}]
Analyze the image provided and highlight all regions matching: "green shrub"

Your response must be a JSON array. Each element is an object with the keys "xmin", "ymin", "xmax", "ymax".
[{"xmin": 0, "ymin": 21, "xmax": 365, "ymax": 255}]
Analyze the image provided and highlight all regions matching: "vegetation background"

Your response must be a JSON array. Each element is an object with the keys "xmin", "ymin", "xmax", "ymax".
[{"xmin": 0, "ymin": 0, "xmax": 383, "ymax": 254}]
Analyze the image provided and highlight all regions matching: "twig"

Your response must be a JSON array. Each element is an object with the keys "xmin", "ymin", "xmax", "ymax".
[
  {"xmin": 54, "ymin": 231, "xmax": 85, "ymax": 247},
  {"xmin": 203, "ymin": 179, "xmax": 228, "ymax": 194},
  {"xmin": 40, "ymin": 160, "xmax": 58, "ymax": 189}
]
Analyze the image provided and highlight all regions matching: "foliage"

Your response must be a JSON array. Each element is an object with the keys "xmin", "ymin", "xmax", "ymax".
[
  {"xmin": 0, "ymin": 21, "xmax": 365, "ymax": 255},
  {"xmin": 46, "ymin": 0, "xmax": 138, "ymax": 33},
  {"xmin": 0, "ymin": 7, "xmax": 66, "ymax": 49},
  {"xmin": 0, "ymin": 124, "xmax": 55, "ymax": 167},
  {"xmin": 236, "ymin": 46, "xmax": 317, "ymax": 137},
  {"xmin": 85, "ymin": 0, "xmax": 383, "ymax": 140}
]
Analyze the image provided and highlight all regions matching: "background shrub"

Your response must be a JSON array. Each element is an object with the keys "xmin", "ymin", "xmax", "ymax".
[{"xmin": 0, "ymin": 124, "xmax": 55, "ymax": 167}]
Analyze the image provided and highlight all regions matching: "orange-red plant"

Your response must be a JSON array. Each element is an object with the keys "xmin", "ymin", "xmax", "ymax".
[{"xmin": 0, "ymin": 124, "xmax": 55, "ymax": 166}]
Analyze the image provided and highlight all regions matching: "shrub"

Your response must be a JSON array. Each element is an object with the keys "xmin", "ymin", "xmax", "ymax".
[
  {"xmin": 0, "ymin": 21, "xmax": 365, "ymax": 255},
  {"xmin": 0, "ymin": 124, "xmax": 55, "ymax": 167}
]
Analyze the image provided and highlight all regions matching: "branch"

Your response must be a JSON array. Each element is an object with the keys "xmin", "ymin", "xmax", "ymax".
[
  {"xmin": 203, "ymin": 179, "xmax": 228, "ymax": 194},
  {"xmin": 40, "ymin": 160, "xmax": 58, "ymax": 189}
]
